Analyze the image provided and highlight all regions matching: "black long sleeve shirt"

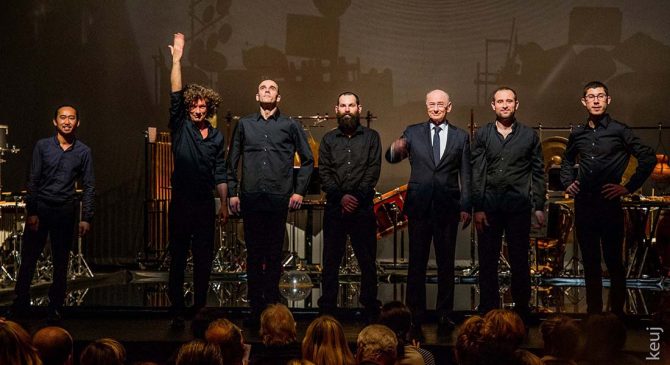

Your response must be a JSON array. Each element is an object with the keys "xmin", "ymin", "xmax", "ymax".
[
  {"xmin": 318, "ymin": 124, "xmax": 381, "ymax": 209},
  {"xmin": 471, "ymin": 120, "xmax": 546, "ymax": 212},
  {"xmin": 26, "ymin": 136, "xmax": 95, "ymax": 222},
  {"xmin": 169, "ymin": 90, "xmax": 227, "ymax": 200},
  {"xmin": 560, "ymin": 114, "xmax": 655, "ymax": 195},
  {"xmin": 227, "ymin": 110, "xmax": 314, "ymax": 212}
]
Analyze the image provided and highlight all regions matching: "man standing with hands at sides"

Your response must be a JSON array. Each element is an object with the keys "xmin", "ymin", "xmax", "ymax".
[
  {"xmin": 168, "ymin": 32, "xmax": 228, "ymax": 329},
  {"xmin": 471, "ymin": 87, "xmax": 545, "ymax": 322},
  {"xmin": 227, "ymin": 79, "xmax": 314, "ymax": 328},
  {"xmin": 386, "ymin": 89, "xmax": 471, "ymax": 338},
  {"xmin": 9, "ymin": 104, "xmax": 94, "ymax": 324},
  {"xmin": 560, "ymin": 81, "xmax": 654, "ymax": 317},
  {"xmin": 318, "ymin": 92, "xmax": 382, "ymax": 322}
]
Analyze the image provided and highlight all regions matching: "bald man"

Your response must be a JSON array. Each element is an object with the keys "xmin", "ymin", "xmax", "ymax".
[
  {"xmin": 33, "ymin": 326, "xmax": 74, "ymax": 365},
  {"xmin": 386, "ymin": 89, "xmax": 471, "ymax": 337},
  {"xmin": 227, "ymin": 80, "xmax": 314, "ymax": 327}
]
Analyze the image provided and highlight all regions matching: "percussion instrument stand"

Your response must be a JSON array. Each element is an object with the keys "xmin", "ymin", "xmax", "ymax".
[
  {"xmin": 69, "ymin": 199, "xmax": 93, "ymax": 279},
  {"xmin": 2, "ymin": 198, "xmax": 25, "ymax": 283},
  {"xmin": 282, "ymin": 210, "xmax": 303, "ymax": 269},
  {"xmin": 212, "ymin": 219, "xmax": 246, "ymax": 273},
  {"xmin": 562, "ymin": 229, "xmax": 582, "ymax": 276}
]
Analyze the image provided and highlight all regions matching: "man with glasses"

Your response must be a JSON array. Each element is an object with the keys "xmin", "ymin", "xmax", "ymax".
[
  {"xmin": 560, "ymin": 81, "xmax": 654, "ymax": 317},
  {"xmin": 386, "ymin": 89, "xmax": 471, "ymax": 338},
  {"xmin": 471, "ymin": 86, "xmax": 545, "ymax": 323}
]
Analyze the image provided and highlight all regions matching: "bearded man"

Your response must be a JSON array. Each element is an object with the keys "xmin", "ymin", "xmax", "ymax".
[{"xmin": 317, "ymin": 92, "xmax": 382, "ymax": 322}]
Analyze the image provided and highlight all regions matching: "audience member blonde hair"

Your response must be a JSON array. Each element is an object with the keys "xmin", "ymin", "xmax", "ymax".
[
  {"xmin": 0, "ymin": 319, "xmax": 42, "ymax": 365},
  {"xmin": 175, "ymin": 339, "xmax": 223, "ymax": 365},
  {"xmin": 205, "ymin": 318, "xmax": 246, "ymax": 365},
  {"xmin": 260, "ymin": 303, "xmax": 297, "ymax": 346},
  {"xmin": 80, "ymin": 338, "xmax": 126, "ymax": 365},
  {"xmin": 481, "ymin": 309, "xmax": 526, "ymax": 351},
  {"xmin": 355, "ymin": 324, "xmax": 398, "ymax": 365},
  {"xmin": 301, "ymin": 316, "xmax": 355, "ymax": 365}
]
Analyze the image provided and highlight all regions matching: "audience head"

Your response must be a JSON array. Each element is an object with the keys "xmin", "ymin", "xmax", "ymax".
[
  {"xmin": 0, "ymin": 319, "xmax": 42, "ymax": 365},
  {"xmin": 260, "ymin": 303, "xmax": 297, "ymax": 346},
  {"xmin": 175, "ymin": 339, "xmax": 223, "ymax": 365},
  {"xmin": 582, "ymin": 312, "xmax": 626, "ymax": 361},
  {"xmin": 286, "ymin": 360, "xmax": 315, "ymax": 365},
  {"xmin": 79, "ymin": 338, "xmax": 126, "ymax": 365},
  {"xmin": 302, "ymin": 315, "xmax": 355, "ymax": 365},
  {"xmin": 481, "ymin": 309, "xmax": 526, "ymax": 351},
  {"xmin": 356, "ymin": 324, "xmax": 398, "ymax": 365},
  {"xmin": 32, "ymin": 326, "xmax": 73, "ymax": 365},
  {"xmin": 540, "ymin": 314, "xmax": 582, "ymax": 361},
  {"xmin": 205, "ymin": 318, "xmax": 245, "ymax": 365},
  {"xmin": 378, "ymin": 301, "xmax": 412, "ymax": 343},
  {"xmin": 454, "ymin": 315, "xmax": 485, "ymax": 365}
]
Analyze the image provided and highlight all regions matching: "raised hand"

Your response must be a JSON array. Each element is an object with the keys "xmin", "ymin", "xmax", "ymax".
[{"xmin": 169, "ymin": 33, "xmax": 185, "ymax": 62}]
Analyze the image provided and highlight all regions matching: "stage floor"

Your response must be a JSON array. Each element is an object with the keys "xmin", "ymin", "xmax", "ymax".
[{"xmin": 0, "ymin": 269, "xmax": 667, "ymax": 363}]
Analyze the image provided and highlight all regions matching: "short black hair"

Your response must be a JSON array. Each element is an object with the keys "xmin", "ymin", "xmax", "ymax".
[
  {"xmin": 337, "ymin": 91, "xmax": 360, "ymax": 105},
  {"xmin": 583, "ymin": 81, "xmax": 608, "ymax": 97},
  {"xmin": 54, "ymin": 104, "xmax": 79, "ymax": 120},
  {"xmin": 491, "ymin": 86, "xmax": 518, "ymax": 102}
]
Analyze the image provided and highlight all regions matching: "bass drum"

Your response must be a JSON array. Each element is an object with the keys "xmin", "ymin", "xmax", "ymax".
[{"xmin": 373, "ymin": 185, "xmax": 408, "ymax": 239}]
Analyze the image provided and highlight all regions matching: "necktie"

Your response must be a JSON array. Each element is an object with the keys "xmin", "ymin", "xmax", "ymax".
[{"xmin": 433, "ymin": 125, "xmax": 441, "ymax": 165}]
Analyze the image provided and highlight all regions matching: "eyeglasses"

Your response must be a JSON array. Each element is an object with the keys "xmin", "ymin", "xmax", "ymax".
[
  {"xmin": 426, "ymin": 102, "xmax": 447, "ymax": 110},
  {"xmin": 583, "ymin": 94, "xmax": 607, "ymax": 101}
]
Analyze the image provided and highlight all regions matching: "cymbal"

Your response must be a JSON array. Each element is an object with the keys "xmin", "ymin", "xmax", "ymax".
[{"xmin": 541, "ymin": 136, "xmax": 568, "ymax": 170}]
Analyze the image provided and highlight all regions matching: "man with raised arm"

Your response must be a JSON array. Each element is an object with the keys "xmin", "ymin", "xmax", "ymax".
[{"xmin": 167, "ymin": 32, "xmax": 228, "ymax": 329}]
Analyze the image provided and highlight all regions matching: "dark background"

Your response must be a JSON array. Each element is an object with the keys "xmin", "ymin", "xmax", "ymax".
[{"xmin": 1, "ymin": 0, "xmax": 668, "ymax": 265}]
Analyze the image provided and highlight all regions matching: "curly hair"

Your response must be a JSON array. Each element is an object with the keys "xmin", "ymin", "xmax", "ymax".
[{"xmin": 183, "ymin": 83, "xmax": 222, "ymax": 119}]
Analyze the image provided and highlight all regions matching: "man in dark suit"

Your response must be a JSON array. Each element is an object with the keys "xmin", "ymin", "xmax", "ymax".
[{"xmin": 386, "ymin": 89, "xmax": 471, "ymax": 337}]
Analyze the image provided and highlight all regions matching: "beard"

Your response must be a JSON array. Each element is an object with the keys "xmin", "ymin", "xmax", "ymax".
[{"xmin": 337, "ymin": 112, "xmax": 360, "ymax": 131}]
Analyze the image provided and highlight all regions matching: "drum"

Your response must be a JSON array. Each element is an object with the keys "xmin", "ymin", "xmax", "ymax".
[
  {"xmin": 373, "ymin": 185, "xmax": 408, "ymax": 239},
  {"xmin": 0, "ymin": 200, "xmax": 26, "ymax": 249},
  {"xmin": 533, "ymin": 202, "xmax": 573, "ymax": 276}
]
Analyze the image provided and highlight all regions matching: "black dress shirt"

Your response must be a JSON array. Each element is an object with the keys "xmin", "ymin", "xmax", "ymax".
[
  {"xmin": 471, "ymin": 120, "xmax": 546, "ymax": 212},
  {"xmin": 560, "ymin": 114, "xmax": 655, "ymax": 194},
  {"xmin": 26, "ymin": 136, "xmax": 95, "ymax": 222},
  {"xmin": 169, "ymin": 90, "xmax": 227, "ymax": 200},
  {"xmin": 319, "ymin": 124, "xmax": 381, "ymax": 209},
  {"xmin": 227, "ymin": 110, "xmax": 314, "ymax": 212}
]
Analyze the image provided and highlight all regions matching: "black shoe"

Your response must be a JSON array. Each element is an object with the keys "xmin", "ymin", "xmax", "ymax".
[
  {"xmin": 46, "ymin": 308, "xmax": 62, "ymax": 324},
  {"xmin": 437, "ymin": 315, "xmax": 456, "ymax": 336},
  {"xmin": 169, "ymin": 315, "xmax": 185, "ymax": 330}
]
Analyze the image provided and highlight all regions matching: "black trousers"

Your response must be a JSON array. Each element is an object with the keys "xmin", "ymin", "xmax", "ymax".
[
  {"xmin": 243, "ymin": 210, "xmax": 288, "ymax": 317},
  {"xmin": 406, "ymin": 208, "xmax": 459, "ymax": 323},
  {"xmin": 14, "ymin": 201, "xmax": 76, "ymax": 310},
  {"xmin": 168, "ymin": 195, "xmax": 215, "ymax": 314},
  {"xmin": 318, "ymin": 206, "xmax": 379, "ymax": 312},
  {"xmin": 575, "ymin": 195, "xmax": 625, "ymax": 315},
  {"xmin": 477, "ymin": 210, "xmax": 531, "ymax": 315}
]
